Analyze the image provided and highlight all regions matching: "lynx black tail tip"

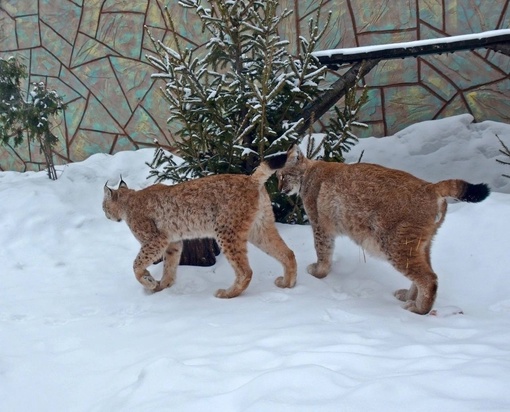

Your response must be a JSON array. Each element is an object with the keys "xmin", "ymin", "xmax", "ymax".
[
  {"xmin": 461, "ymin": 182, "xmax": 491, "ymax": 203},
  {"xmin": 265, "ymin": 152, "xmax": 288, "ymax": 170}
]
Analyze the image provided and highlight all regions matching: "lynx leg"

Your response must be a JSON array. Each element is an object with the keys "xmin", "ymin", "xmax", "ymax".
[
  {"xmin": 403, "ymin": 272, "xmax": 437, "ymax": 315},
  {"xmin": 308, "ymin": 225, "xmax": 335, "ymax": 279},
  {"xmin": 215, "ymin": 235, "xmax": 253, "ymax": 298},
  {"xmin": 391, "ymin": 257, "xmax": 438, "ymax": 315},
  {"xmin": 394, "ymin": 282, "xmax": 418, "ymax": 302},
  {"xmin": 134, "ymin": 238, "xmax": 168, "ymax": 291},
  {"xmin": 388, "ymin": 230, "xmax": 439, "ymax": 314},
  {"xmin": 248, "ymin": 220, "xmax": 297, "ymax": 288},
  {"xmin": 154, "ymin": 241, "xmax": 183, "ymax": 292}
]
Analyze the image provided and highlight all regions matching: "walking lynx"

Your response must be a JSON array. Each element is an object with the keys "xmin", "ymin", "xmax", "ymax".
[
  {"xmin": 277, "ymin": 145, "xmax": 490, "ymax": 315},
  {"xmin": 103, "ymin": 155, "xmax": 296, "ymax": 298}
]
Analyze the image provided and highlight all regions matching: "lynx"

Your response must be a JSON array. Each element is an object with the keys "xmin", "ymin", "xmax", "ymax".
[
  {"xmin": 277, "ymin": 145, "xmax": 490, "ymax": 315},
  {"xmin": 103, "ymin": 155, "xmax": 296, "ymax": 298}
]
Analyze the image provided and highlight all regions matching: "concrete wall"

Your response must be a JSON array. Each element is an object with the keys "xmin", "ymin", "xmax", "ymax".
[{"xmin": 0, "ymin": 0, "xmax": 509, "ymax": 171}]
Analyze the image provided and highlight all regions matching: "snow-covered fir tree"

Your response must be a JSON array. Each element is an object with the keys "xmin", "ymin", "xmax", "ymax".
[
  {"xmin": 146, "ymin": 0, "xmax": 366, "ymax": 222},
  {"xmin": 306, "ymin": 68, "xmax": 368, "ymax": 163}
]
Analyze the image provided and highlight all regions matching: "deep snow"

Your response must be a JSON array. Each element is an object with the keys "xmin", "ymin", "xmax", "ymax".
[{"xmin": 1, "ymin": 114, "xmax": 509, "ymax": 411}]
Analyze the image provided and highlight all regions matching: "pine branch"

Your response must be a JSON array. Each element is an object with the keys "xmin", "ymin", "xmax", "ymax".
[{"xmin": 496, "ymin": 134, "xmax": 510, "ymax": 179}]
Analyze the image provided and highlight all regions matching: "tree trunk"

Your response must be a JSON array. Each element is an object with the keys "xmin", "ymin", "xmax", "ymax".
[
  {"xmin": 294, "ymin": 59, "xmax": 380, "ymax": 135},
  {"xmin": 179, "ymin": 239, "xmax": 220, "ymax": 266},
  {"xmin": 39, "ymin": 133, "xmax": 58, "ymax": 180}
]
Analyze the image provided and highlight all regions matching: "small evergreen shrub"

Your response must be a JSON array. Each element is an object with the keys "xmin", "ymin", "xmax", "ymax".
[{"xmin": 0, "ymin": 56, "xmax": 66, "ymax": 179}]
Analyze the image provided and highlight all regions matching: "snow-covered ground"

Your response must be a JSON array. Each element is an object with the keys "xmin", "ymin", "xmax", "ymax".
[{"xmin": 1, "ymin": 114, "xmax": 509, "ymax": 411}]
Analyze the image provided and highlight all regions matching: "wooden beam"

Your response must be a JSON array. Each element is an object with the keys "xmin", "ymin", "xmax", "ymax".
[
  {"xmin": 487, "ymin": 42, "xmax": 510, "ymax": 57},
  {"xmin": 315, "ymin": 33, "xmax": 510, "ymax": 68}
]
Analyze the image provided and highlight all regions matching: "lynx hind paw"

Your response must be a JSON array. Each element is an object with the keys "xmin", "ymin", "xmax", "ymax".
[
  {"xmin": 402, "ymin": 300, "xmax": 419, "ymax": 313},
  {"xmin": 275, "ymin": 276, "xmax": 295, "ymax": 289},
  {"xmin": 394, "ymin": 289, "xmax": 409, "ymax": 302},
  {"xmin": 402, "ymin": 300, "xmax": 431, "ymax": 315},
  {"xmin": 307, "ymin": 263, "xmax": 328, "ymax": 279}
]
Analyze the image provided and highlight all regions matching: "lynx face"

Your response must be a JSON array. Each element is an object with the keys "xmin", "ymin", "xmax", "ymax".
[
  {"xmin": 102, "ymin": 181, "xmax": 129, "ymax": 222},
  {"xmin": 278, "ymin": 145, "xmax": 490, "ymax": 315},
  {"xmin": 277, "ymin": 170, "xmax": 301, "ymax": 196},
  {"xmin": 277, "ymin": 149, "xmax": 307, "ymax": 195},
  {"xmin": 102, "ymin": 158, "xmax": 297, "ymax": 299}
]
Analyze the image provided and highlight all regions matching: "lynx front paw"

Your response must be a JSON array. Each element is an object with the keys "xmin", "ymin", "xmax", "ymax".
[
  {"xmin": 140, "ymin": 273, "xmax": 159, "ymax": 291},
  {"xmin": 215, "ymin": 288, "xmax": 242, "ymax": 299},
  {"xmin": 152, "ymin": 281, "xmax": 168, "ymax": 293},
  {"xmin": 307, "ymin": 263, "xmax": 329, "ymax": 279},
  {"xmin": 274, "ymin": 276, "xmax": 296, "ymax": 289},
  {"xmin": 157, "ymin": 278, "xmax": 175, "ymax": 291}
]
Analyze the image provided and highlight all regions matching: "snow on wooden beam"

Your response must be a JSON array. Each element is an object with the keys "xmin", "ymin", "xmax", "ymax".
[{"xmin": 313, "ymin": 29, "xmax": 510, "ymax": 68}]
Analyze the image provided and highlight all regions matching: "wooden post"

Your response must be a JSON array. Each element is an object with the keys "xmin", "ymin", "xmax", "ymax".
[
  {"xmin": 294, "ymin": 59, "xmax": 380, "ymax": 135},
  {"xmin": 179, "ymin": 239, "xmax": 220, "ymax": 266}
]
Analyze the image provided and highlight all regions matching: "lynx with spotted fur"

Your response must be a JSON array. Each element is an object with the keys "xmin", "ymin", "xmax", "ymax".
[
  {"xmin": 277, "ymin": 145, "xmax": 490, "ymax": 314},
  {"xmin": 103, "ymin": 155, "xmax": 296, "ymax": 298}
]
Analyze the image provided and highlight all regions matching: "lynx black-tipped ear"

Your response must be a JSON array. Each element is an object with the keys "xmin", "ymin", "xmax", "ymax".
[
  {"xmin": 294, "ymin": 145, "xmax": 303, "ymax": 160},
  {"xmin": 287, "ymin": 145, "xmax": 302, "ymax": 165},
  {"xmin": 118, "ymin": 175, "xmax": 128, "ymax": 189},
  {"xmin": 104, "ymin": 182, "xmax": 113, "ymax": 196}
]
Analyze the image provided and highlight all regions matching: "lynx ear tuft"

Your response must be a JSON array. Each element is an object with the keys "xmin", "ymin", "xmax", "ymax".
[
  {"xmin": 295, "ymin": 145, "xmax": 303, "ymax": 160},
  {"xmin": 104, "ymin": 183, "xmax": 113, "ymax": 197},
  {"xmin": 287, "ymin": 145, "xmax": 302, "ymax": 165},
  {"xmin": 119, "ymin": 175, "xmax": 128, "ymax": 189}
]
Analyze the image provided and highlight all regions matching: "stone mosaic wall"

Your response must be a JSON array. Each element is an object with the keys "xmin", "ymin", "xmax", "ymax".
[{"xmin": 0, "ymin": 0, "xmax": 509, "ymax": 171}]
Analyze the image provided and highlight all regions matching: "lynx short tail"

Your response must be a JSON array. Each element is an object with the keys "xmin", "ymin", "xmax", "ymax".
[
  {"xmin": 251, "ymin": 153, "xmax": 288, "ymax": 186},
  {"xmin": 434, "ymin": 179, "xmax": 490, "ymax": 203}
]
